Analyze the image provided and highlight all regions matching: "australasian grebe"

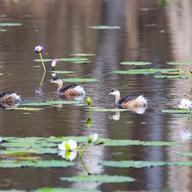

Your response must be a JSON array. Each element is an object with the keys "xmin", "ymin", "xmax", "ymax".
[
  {"xmin": 0, "ymin": 91, "xmax": 21, "ymax": 106},
  {"xmin": 50, "ymin": 77, "xmax": 85, "ymax": 98},
  {"xmin": 109, "ymin": 88, "xmax": 147, "ymax": 108}
]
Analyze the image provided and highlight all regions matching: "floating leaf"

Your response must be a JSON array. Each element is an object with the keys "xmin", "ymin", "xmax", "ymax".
[
  {"xmin": 154, "ymin": 75, "xmax": 189, "ymax": 79},
  {"xmin": 70, "ymin": 53, "xmax": 95, "ymax": 57},
  {"xmin": 113, "ymin": 68, "xmax": 182, "ymax": 75},
  {"xmin": 53, "ymin": 71, "xmax": 75, "ymax": 74},
  {"xmin": 5, "ymin": 107, "xmax": 43, "ymax": 111},
  {"xmin": 120, "ymin": 61, "xmax": 151, "ymax": 66},
  {"xmin": 90, "ymin": 25, "xmax": 120, "ymax": 29},
  {"xmin": 21, "ymin": 100, "xmax": 79, "ymax": 107},
  {"xmin": 92, "ymin": 107, "xmax": 128, "ymax": 112},
  {"xmin": 61, "ymin": 174, "xmax": 134, "ymax": 183},
  {"xmin": 161, "ymin": 109, "xmax": 192, "ymax": 114},
  {"xmin": 167, "ymin": 61, "xmax": 192, "ymax": 65},
  {"xmin": 178, "ymin": 152, "xmax": 192, "ymax": 157},
  {"xmin": 103, "ymin": 139, "xmax": 177, "ymax": 147},
  {"xmin": 0, "ymin": 22, "xmax": 23, "ymax": 27},
  {"xmin": 0, "ymin": 28, "xmax": 7, "ymax": 32},
  {"xmin": 62, "ymin": 78, "xmax": 97, "ymax": 83},
  {"xmin": 102, "ymin": 160, "xmax": 192, "ymax": 168},
  {"xmin": 0, "ymin": 160, "xmax": 75, "ymax": 168},
  {"xmin": 35, "ymin": 188, "xmax": 100, "ymax": 192},
  {"xmin": 34, "ymin": 57, "xmax": 89, "ymax": 64}
]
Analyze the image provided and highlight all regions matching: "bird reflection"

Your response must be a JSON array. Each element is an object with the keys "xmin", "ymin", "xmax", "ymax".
[{"xmin": 109, "ymin": 106, "xmax": 147, "ymax": 121}]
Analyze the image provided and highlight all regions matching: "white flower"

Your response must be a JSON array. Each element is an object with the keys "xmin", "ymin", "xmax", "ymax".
[
  {"xmin": 0, "ymin": 137, "xmax": 3, "ymax": 142},
  {"xmin": 58, "ymin": 150, "xmax": 77, "ymax": 161},
  {"xmin": 178, "ymin": 98, "xmax": 192, "ymax": 109},
  {"xmin": 58, "ymin": 139, "xmax": 77, "ymax": 151},
  {"xmin": 88, "ymin": 133, "xmax": 98, "ymax": 144},
  {"xmin": 180, "ymin": 130, "xmax": 192, "ymax": 141}
]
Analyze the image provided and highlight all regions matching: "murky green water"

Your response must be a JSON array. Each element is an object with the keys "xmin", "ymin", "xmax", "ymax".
[{"xmin": 0, "ymin": 0, "xmax": 192, "ymax": 191}]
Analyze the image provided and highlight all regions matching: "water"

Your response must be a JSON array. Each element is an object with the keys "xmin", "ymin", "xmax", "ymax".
[{"xmin": 0, "ymin": 0, "xmax": 192, "ymax": 191}]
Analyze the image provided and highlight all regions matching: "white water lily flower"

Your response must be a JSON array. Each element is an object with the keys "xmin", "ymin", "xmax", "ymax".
[
  {"xmin": 178, "ymin": 98, "xmax": 192, "ymax": 109},
  {"xmin": 58, "ymin": 150, "xmax": 77, "ymax": 161},
  {"xmin": 58, "ymin": 139, "xmax": 77, "ymax": 151},
  {"xmin": 88, "ymin": 133, "xmax": 98, "ymax": 144}
]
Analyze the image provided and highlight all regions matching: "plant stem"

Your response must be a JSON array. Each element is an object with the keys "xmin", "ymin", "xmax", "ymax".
[
  {"xmin": 79, "ymin": 156, "xmax": 91, "ymax": 175},
  {"xmin": 39, "ymin": 52, "xmax": 46, "ymax": 72},
  {"xmin": 40, "ymin": 71, "xmax": 46, "ymax": 87}
]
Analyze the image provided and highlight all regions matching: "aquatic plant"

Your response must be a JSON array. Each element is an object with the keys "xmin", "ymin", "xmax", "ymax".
[
  {"xmin": 58, "ymin": 133, "xmax": 101, "ymax": 163},
  {"xmin": 86, "ymin": 96, "xmax": 92, "ymax": 107},
  {"xmin": 34, "ymin": 45, "xmax": 46, "ymax": 72}
]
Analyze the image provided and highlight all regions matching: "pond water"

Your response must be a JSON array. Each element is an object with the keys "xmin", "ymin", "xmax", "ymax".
[{"xmin": 0, "ymin": 0, "xmax": 192, "ymax": 191}]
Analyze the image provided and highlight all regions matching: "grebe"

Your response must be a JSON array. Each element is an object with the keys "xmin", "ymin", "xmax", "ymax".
[
  {"xmin": 50, "ymin": 77, "xmax": 85, "ymax": 98},
  {"xmin": 0, "ymin": 91, "xmax": 21, "ymax": 107},
  {"xmin": 109, "ymin": 89, "xmax": 147, "ymax": 108}
]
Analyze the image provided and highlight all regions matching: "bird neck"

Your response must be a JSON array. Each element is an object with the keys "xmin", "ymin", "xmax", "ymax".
[
  {"xmin": 115, "ymin": 92, "xmax": 120, "ymax": 105},
  {"xmin": 57, "ymin": 81, "xmax": 63, "ymax": 92}
]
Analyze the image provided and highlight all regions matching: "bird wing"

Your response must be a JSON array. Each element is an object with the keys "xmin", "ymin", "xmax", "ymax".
[
  {"xmin": 60, "ymin": 84, "xmax": 79, "ymax": 92},
  {"xmin": 0, "ymin": 91, "xmax": 14, "ymax": 98},
  {"xmin": 119, "ymin": 95, "xmax": 138, "ymax": 104}
]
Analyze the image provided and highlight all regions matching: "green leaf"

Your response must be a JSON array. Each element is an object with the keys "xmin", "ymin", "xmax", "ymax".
[
  {"xmin": 34, "ymin": 57, "xmax": 89, "ymax": 64},
  {"xmin": 0, "ymin": 160, "xmax": 75, "ymax": 168},
  {"xmin": 92, "ymin": 107, "xmax": 128, "ymax": 112},
  {"xmin": 154, "ymin": 75, "xmax": 189, "ymax": 79},
  {"xmin": 0, "ymin": 22, "xmax": 23, "ymax": 27},
  {"xmin": 103, "ymin": 139, "xmax": 177, "ymax": 147},
  {"xmin": 61, "ymin": 174, "xmax": 134, "ymax": 183},
  {"xmin": 167, "ymin": 61, "xmax": 192, "ymax": 65},
  {"xmin": 102, "ymin": 160, "xmax": 192, "ymax": 168},
  {"xmin": 35, "ymin": 188, "xmax": 100, "ymax": 192},
  {"xmin": 62, "ymin": 78, "xmax": 97, "ymax": 83},
  {"xmin": 0, "ymin": 28, "xmax": 7, "ymax": 32},
  {"xmin": 5, "ymin": 107, "xmax": 43, "ymax": 111},
  {"xmin": 70, "ymin": 53, "xmax": 95, "ymax": 57},
  {"xmin": 21, "ymin": 100, "xmax": 79, "ymax": 107},
  {"xmin": 120, "ymin": 61, "xmax": 151, "ymax": 65},
  {"xmin": 53, "ymin": 71, "xmax": 75, "ymax": 74},
  {"xmin": 161, "ymin": 109, "xmax": 192, "ymax": 114},
  {"xmin": 89, "ymin": 25, "xmax": 120, "ymax": 29},
  {"xmin": 113, "ymin": 68, "xmax": 183, "ymax": 75}
]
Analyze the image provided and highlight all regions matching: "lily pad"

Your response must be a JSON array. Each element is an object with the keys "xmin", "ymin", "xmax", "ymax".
[
  {"xmin": 92, "ymin": 107, "xmax": 128, "ymax": 112},
  {"xmin": 0, "ymin": 28, "xmax": 7, "ymax": 32},
  {"xmin": 102, "ymin": 160, "xmax": 192, "ymax": 168},
  {"xmin": 5, "ymin": 107, "xmax": 43, "ymax": 111},
  {"xmin": 0, "ymin": 22, "xmax": 23, "ymax": 27},
  {"xmin": 103, "ymin": 139, "xmax": 177, "ymax": 147},
  {"xmin": 35, "ymin": 188, "xmax": 100, "ymax": 192},
  {"xmin": 62, "ymin": 78, "xmax": 97, "ymax": 83},
  {"xmin": 53, "ymin": 71, "xmax": 75, "ymax": 74},
  {"xmin": 0, "ymin": 160, "xmax": 75, "ymax": 168},
  {"xmin": 89, "ymin": 25, "xmax": 120, "ymax": 30},
  {"xmin": 61, "ymin": 174, "xmax": 134, "ymax": 183},
  {"xmin": 70, "ymin": 53, "xmax": 95, "ymax": 57},
  {"xmin": 113, "ymin": 68, "xmax": 183, "ymax": 75},
  {"xmin": 161, "ymin": 109, "xmax": 192, "ymax": 114},
  {"xmin": 167, "ymin": 61, "xmax": 192, "ymax": 65},
  {"xmin": 34, "ymin": 57, "xmax": 89, "ymax": 64},
  {"xmin": 120, "ymin": 61, "xmax": 151, "ymax": 66},
  {"xmin": 154, "ymin": 75, "xmax": 189, "ymax": 79},
  {"xmin": 21, "ymin": 100, "xmax": 79, "ymax": 107}
]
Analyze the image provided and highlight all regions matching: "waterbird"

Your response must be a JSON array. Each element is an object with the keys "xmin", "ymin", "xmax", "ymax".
[
  {"xmin": 0, "ymin": 91, "xmax": 21, "ymax": 108},
  {"xmin": 109, "ymin": 88, "xmax": 147, "ymax": 108},
  {"xmin": 50, "ymin": 77, "xmax": 85, "ymax": 98}
]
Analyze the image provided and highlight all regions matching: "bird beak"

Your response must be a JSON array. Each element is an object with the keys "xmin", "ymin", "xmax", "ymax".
[{"xmin": 109, "ymin": 92, "xmax": 113, "ymax": 95}]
